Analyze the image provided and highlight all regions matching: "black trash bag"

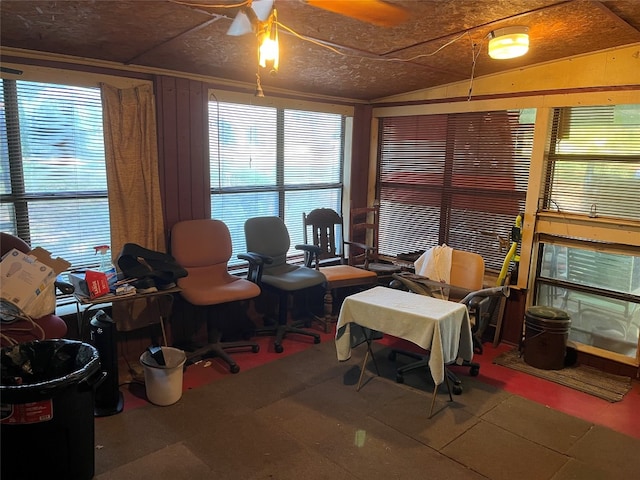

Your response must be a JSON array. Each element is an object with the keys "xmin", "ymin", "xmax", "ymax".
[
  {"xmin": 1, "ymin": 339, "xmax": 101, "ymax": 404},
  {"xmin": 117, "ymin": 243, "xmax": 188, "ymax": 288}
]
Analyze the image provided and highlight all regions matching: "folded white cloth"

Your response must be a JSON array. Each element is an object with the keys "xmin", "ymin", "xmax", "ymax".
[{"xmin": 413, "ymin": 244, "xmax": 453, "ymax": 283}]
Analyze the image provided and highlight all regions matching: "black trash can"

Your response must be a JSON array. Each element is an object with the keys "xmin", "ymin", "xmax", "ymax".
[
  {"xmin": 1, "ymin": 339, "xmax": 102, "ymax": 480},
  {"xmin": 523, "ymin": 306, "xmax": 571, "ymax": 370}
]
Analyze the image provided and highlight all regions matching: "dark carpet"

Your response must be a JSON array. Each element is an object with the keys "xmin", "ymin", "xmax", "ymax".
[
  {"xmin": 93, "ymin": 341, "xmax": 640, "ymax": 480},
  {"xmin": 493, "ymin": 348, "xmax": 632, "ymax": 402}
]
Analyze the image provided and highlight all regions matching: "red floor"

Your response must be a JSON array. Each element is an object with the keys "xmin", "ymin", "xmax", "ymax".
[
  {"xmin": 119, "ymin": 329, "xmax": 640, "ymax": 440},
  {"xmin": 471, "ymin": 341, "xmax": 640, "ymax": 440}
]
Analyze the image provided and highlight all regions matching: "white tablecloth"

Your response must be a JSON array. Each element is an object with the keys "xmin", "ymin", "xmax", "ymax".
[{"xmin": 335, "ymin": 286, "xmax": 473, "ymax": 385}]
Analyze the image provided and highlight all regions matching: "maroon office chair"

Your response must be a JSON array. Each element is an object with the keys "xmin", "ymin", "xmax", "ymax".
[{"xmin": 1, "ymin": 232, "xmax": 69, "ymax": 347}]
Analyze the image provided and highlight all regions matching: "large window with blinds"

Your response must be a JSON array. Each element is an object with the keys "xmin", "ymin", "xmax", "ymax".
[
  {"xmin": 377, "ymin": 109, "xmax": 534, "ymax": 271},
  {"xmin": 541, "ymin": 104, "xmax": 640, "ymax": 219},
  {"xmin": 534, "ymin": 104, "xmax": 640, "ymax": 360},
  {"xmin": 208, "ymin": 101, "xmax": 344, "ymax": 266},
  {"xmin": 0, "ymin": 79, "xmax": 110, "ymax": 274}
]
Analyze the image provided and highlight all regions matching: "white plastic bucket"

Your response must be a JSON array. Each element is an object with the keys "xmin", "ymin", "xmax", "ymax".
[{"xmin": 139, "ymin": 347, "xmax": 186, "ymax": 406}]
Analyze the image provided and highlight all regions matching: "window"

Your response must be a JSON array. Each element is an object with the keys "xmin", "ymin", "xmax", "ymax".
[
  {"xmin": 377, "ymin": 109, "xmax": 534, "ymax": 271},
  {"xmin": 542, "ymin": 104, "xmax": 640, "ymax": 219},
  {"xmin": 208, "ymin": 101, "xmax": 344, "ymax": 265},
  {"xmin": 0, "ymin": 79, "xmax": 110, "ymax": 275},
  {"xmin": 534, "ymin": 104, "xmax": 640, "ymax": 360}
]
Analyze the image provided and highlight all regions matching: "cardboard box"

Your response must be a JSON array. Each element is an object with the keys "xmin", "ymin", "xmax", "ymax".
[
  {"xmin": 68, "ymin": 270, "xmax": 110, "ymax": 299},
  {"xmin": 0, "ymin": 247, "xmax": 71, "ymax": 314}
]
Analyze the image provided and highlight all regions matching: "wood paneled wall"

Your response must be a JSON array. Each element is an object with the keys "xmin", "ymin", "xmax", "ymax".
[
  {"xmin": 350, "ymin": 104, "xmax": 372, "ymax": 209},
  {"xmin": 155, "ymin": 76, "xmax": 210, "ymax": 243}
]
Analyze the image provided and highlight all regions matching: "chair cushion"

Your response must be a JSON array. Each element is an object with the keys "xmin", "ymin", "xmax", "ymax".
[
  {"xmin": 177, "ymin": 265, "xmax": 260, "ymax": 305},
  {"xmin": 320, "ymin": 265, "xmax": 377, "ymax": 283},
  {"xmin": 262, "ymin": 266, "xmax": 326, "ymax": 291}
]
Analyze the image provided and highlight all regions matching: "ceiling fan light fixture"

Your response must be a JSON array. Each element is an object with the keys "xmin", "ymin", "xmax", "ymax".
[
  {"xmin": 488, "ymin": 26, "xmax": 529, "ymax": 59},
  {"xmin": 258, "ymin": 10, "xmax": 279, "ymax": 72}
]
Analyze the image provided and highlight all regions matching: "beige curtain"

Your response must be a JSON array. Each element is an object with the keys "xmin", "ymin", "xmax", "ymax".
[
  {"xmin": 101, "ymin": 83, "xmax": 167, "ymax": 333},
  {"xmin": 101, "ymin": 83, "xmax": 165, "ymax": 257}
]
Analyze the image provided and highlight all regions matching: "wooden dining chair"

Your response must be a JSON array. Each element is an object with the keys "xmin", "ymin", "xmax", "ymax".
[
  {"xmin": 346, "ymin": 204, "xmax": 402, "ymax": 282},
  {"xmin": 302, "ymin": 208, "xmax": 378, "ymax": 332}
]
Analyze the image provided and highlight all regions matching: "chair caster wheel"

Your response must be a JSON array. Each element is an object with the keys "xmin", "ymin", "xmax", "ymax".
[
  {"xmin": 230, "ymin": 364, "xmax": 240, "ymax": 374},
  {"xmin": 396, "ymin": 374, "xmax": 404, "ymax": 384},
  {"xmin": 388, "ymin": 351, "xmax": 397, "ymax": 361},
  {"xmin": 453, "ymin": 385, "xmax": 463, "ymax": 395},
  {"xmin": 252, "ymin": 345, "xmax": 260, "ymax": 353},
  {"xmin": 275, "ymin": 344, "xmax": 284, "ymax": 353},
  {"xmin": 314, "ymin": 337, "xmax": 321, "ymax": 344},
  {"xmin": 470, "ymin": 366, "xmax": 480, "ymax": 376}
]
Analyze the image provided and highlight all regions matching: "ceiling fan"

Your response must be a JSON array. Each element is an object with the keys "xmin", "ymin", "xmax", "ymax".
[{"xmin": 227, "ymin": 0, "xmax": 408, "ymax": 36}]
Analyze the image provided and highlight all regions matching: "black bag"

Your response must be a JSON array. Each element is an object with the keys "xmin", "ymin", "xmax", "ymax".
[{"xmin": 117, "ymin": 243, "xmax": 187, "ymax": 288}]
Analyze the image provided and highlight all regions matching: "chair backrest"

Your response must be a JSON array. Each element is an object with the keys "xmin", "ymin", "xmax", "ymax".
[
  {"xmin": 1, "ymin": 232, "xmax": 31, "ymax": 256},
  {"xmin": 302, "ymin": 208, "xmax": 345, "ymax": 265},
  {"xmin": 450, "ymin": 249, "xmax": 485, "ymax": 292},
  {"xmin": 244, "ymin": 216, "xmax": 290, "ymax": 269},
  {"xmin": 170, "ymin": 219, "xmax": 234, "ymax": 294},
  {"xmin": 348, "ymin": 204, "xmax": 382, "ymax": 266},
  {"xmin": 391, "ymin": 248, "xmax": 485, "ymax": 301}
]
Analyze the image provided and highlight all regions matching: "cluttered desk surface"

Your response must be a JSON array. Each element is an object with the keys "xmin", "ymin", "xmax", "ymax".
[
  {"xmin": 335, "ymin": 286, "xmax": 473, "ymax": 385},
  {"xmin": 74, "ymin": 286, "xmax": 181, "ymax": 306}
]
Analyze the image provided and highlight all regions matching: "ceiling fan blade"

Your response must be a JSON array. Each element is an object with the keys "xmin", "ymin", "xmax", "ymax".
[
  {"xmin": 227, "ymin": 0, "xmax": 274, "ymax": 36},
  {"xmin": 252, "ymin": 0, "xmax": 274, "ymax": 22},
  {"xmin": 305, "ymin": 0, "xmax": 408, "ymax": 27},
  {"xmin": 227, "ymin": 10, "xmax": 252, "ymax": 36}
]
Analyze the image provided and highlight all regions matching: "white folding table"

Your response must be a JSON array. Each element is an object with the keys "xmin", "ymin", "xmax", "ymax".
[{"xmin": 335, "ymin": 286, "xmax": 473, "ymax": 417}]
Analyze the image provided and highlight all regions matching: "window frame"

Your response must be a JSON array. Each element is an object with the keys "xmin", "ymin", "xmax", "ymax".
[
  {"xmin": 375, "ymin": 109, "xmax": 534, "ymax": 273},
  {"xmin": 1, "ymin": 78, "xmax": 111, "ymax": 273},
  {"xmin": 532, "ymin": 103, "xmax": 640, "ymax": 363},
  {"xmin": 207, "ymin": 96, "xmax": 349, "ymax": 267}
]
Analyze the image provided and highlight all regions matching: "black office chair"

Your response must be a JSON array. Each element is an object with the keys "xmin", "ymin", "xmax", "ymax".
[
  {"xmin": 390, "ymin": 269, "xmax": 509, "ymax": 394},
  {"xmin": 170, "ymin": 219, "xmax": 261, "ymax": 373},
  {"xmin": 244, "ymin": 216, "xmax": 326, "ymax": 353}
]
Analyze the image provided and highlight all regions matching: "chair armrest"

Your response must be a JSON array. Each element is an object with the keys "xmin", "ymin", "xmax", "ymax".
[
  {"xmin": 295, "ymin": 244, "xmax": 322, "ymax": 269},
  {"xmin": 238, "ymin": 252, "xmax": 272, "ymax": 284},
  {"xmin": 391, "ymin": 272, "xmax": 472, "ymax": 300},
  {"xmin": 295, "ymin": 244, "xmax": 322, "ymax": 255},
  {"xmin": 460, "ymin": 286, "xmax": 510, "ymax": 306},
  {"xmin": 344, "ymin": 240, "xmax": 374, "ymax": 252}
]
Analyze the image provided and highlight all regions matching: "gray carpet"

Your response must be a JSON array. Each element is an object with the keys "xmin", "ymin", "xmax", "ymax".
[
  {"xmin": 493, "ymin": 348, "xmax": 632, "ymax": 402},
  {"xmin": 94, "ymin": 341, "xmax": 640, "ymax": 480}
]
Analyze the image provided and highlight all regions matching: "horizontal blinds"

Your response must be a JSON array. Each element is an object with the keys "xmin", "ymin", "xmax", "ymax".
[
  {"xmin": 545, "ymin": 104, "xmax": 640, "ymax": 220},
  {"xmin": 209, "ymin": 101, "xmax": 343, "ymax": 264},
  {"xmin": 379, "ymin": 115, "xmax": 446, "ymax": 257},
  {"xmin": 209, "ymin": 102, "xmax": 277, "ymax": 190},
  {"xmin": 448, "ymin": 111, "xmax": 531, "ymax": 268},
  {"xmin": 1, "ymin": 79, "xmax": 109, "ymax": 271},
  {"xmin": 379, "ymin": 110, "xmax": 533, "ymax": 271},
  {"xmin": 284, "ymin": 110, "xmax": 342, "ymax": 186}
]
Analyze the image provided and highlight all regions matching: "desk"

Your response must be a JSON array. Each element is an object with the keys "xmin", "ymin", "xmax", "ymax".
[
  {"xmin": 74, "ymin": 286, "xmax": 181, "ymax": 339},
  {"xmin": 335, "ymin": 286, "xmax": 473, "ymax": 416}
]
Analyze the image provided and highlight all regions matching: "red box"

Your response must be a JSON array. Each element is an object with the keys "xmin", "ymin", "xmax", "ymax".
[{"xmin": 84, "ymin": 270, "xmax": 110, "ymax": 299}]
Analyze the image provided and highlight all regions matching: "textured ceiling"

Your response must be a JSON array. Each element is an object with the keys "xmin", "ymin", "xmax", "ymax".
[{"xmin": 1, "ymin": 0, "xmax": 639, "ymax": 101}]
